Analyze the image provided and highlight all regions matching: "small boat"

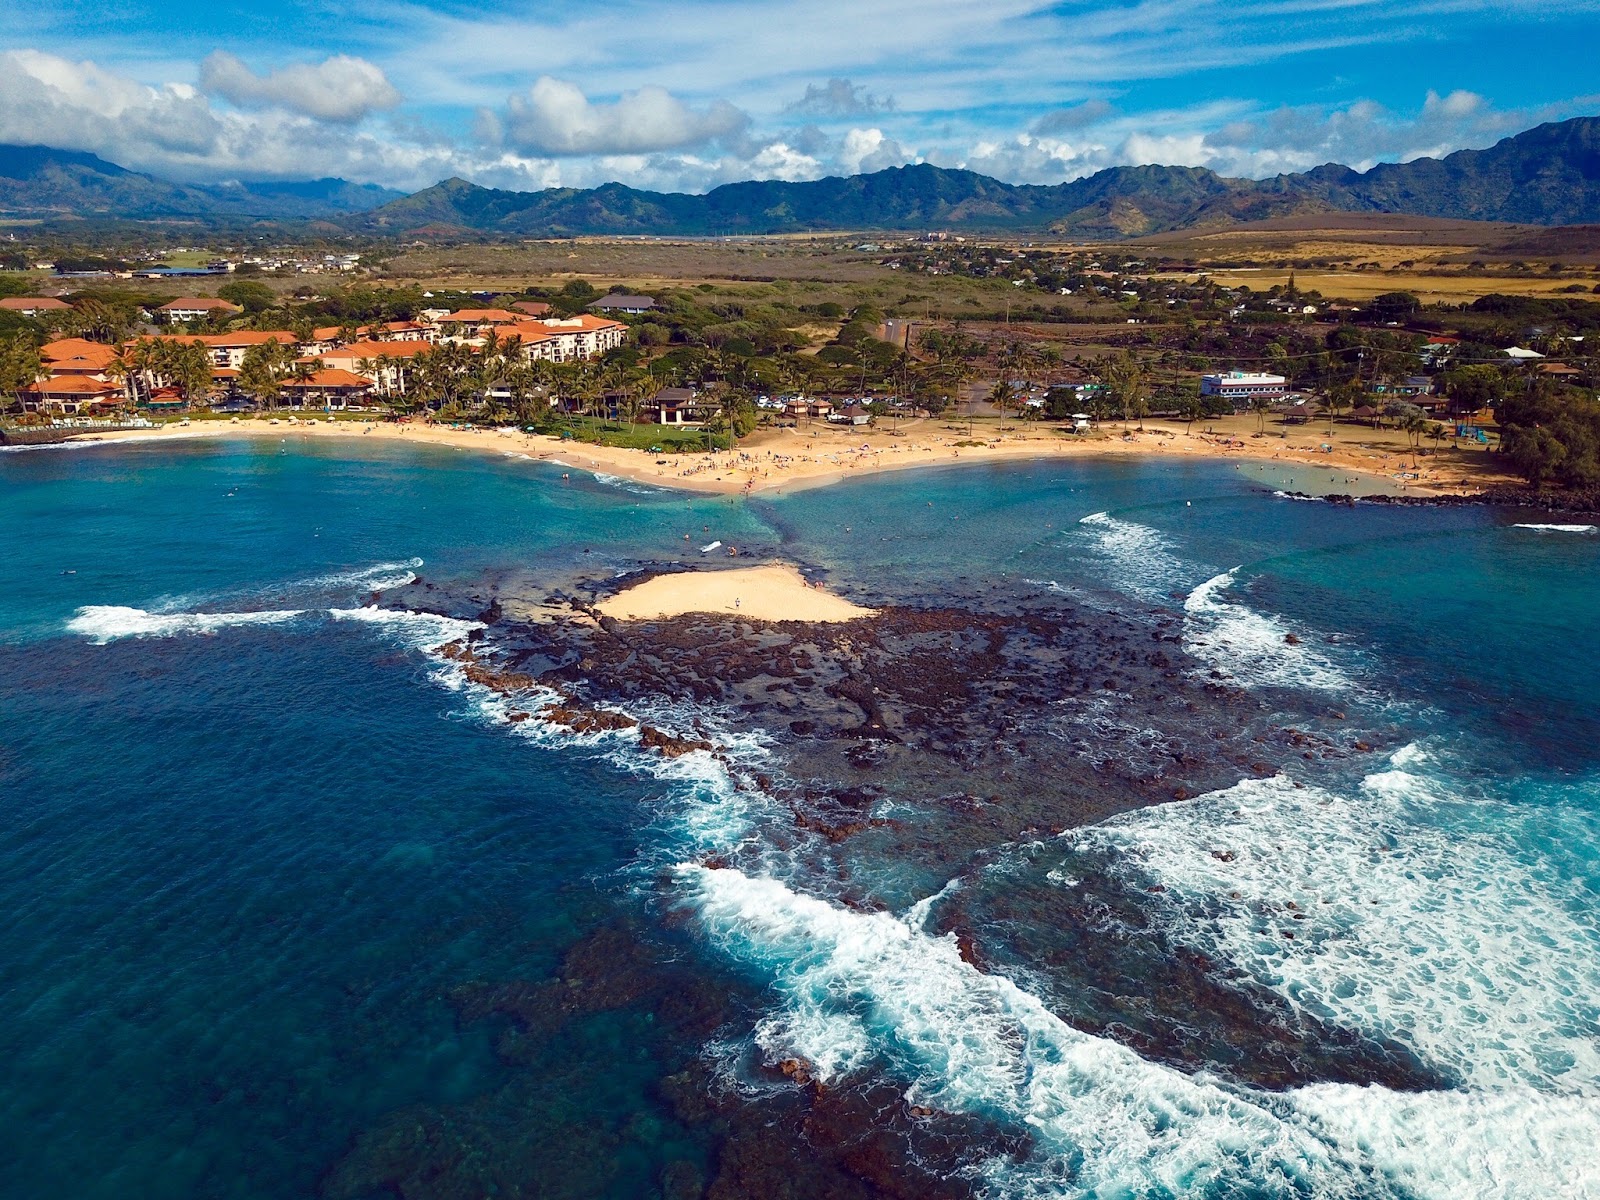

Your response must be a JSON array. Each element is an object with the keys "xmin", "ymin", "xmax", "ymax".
[{"xmin": 700, "ymin": 540, "xmax": 722, "ymax": 554}]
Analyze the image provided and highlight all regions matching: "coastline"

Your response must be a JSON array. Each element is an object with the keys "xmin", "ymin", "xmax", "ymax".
[{"xmin": 56, "ymin": 414, "xmax": 1502, "ymax": 498}]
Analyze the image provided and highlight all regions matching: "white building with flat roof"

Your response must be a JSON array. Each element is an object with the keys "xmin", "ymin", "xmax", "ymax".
[{"xmin": 1200, "ymin": 371, "xmax": 1287, "ymax": 402}]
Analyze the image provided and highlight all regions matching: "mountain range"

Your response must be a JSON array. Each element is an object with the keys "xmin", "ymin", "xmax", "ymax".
[
  {"xmin": 0, "ymin": 144, "xmax": 404, "ymax": 222},
  {"xmin": 4, "ymin": 116, "xmax": 1599, "ymax": 238}
]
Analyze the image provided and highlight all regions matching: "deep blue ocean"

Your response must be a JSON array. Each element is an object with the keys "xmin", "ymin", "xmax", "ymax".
[{"xmin": 2, "ymin": 436, "xmax": 1598, "ymax": 1199}]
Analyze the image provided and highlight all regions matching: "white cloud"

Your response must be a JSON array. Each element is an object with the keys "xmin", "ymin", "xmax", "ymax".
[
  {"xmin": 837, "ymin": 128, "xmax": 915, "ymax": 176},
  {"xmin": 199, "ymin": 52, "xmax": 401, "ymax": 123},
  {"xmin": 0, "ymin": 49, "xmax": 222, "ymax": 158},
  {"xmin": 501, "ymin": 77, "xmax": 749, "ymax": 156}
]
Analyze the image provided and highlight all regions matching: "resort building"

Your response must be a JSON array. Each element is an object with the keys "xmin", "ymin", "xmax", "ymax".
[
  {"xmin": 196, "ymin": 331, "xmax": 299, "ymax": 371},
  {"xmin": 507, "ymin": 315, "xmax": 629, "ymax": 363},
  {"xmin": 157, "ymin": 297, "xmax": 242, "ymax": 323},
  {"xmin": 0, "ymin": 297, "xmax": 71, "ymax": 317},
  {"xmin": 317, "ymin": 340, "xmax": 433, "ymax": 394},
  {"xmin": 1200, "ymin": 371, "xmax": 1287, "ymax": 403},
  {"xmin": 24, "ymin": 339, "xmax": 126, "ymax": 415},
  {"xmin": 280, "ymin": 369, "xmax": 374, "ymax": 408},
  {"xmin": 589, "ymin": 294, "xmax": 658, "ymax": 314}
]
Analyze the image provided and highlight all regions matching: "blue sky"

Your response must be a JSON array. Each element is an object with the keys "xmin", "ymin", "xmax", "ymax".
[{"xmin": 2, "ymin": 0, "xmax": 1597, "ymax": 193}]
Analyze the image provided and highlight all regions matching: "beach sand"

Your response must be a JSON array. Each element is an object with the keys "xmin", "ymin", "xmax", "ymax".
[
  {"xmin": 596, "ymin": 563, "xmax": 875, "ymax": 623},
  {"xmin": 65, "ymin": 413, "xmax": 1509, "ymax": 499}
]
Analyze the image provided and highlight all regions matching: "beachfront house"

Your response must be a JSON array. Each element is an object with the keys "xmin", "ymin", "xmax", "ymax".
[{"xmin": 647, "ymin": 387, "xmax": 703, "ymax": 425}]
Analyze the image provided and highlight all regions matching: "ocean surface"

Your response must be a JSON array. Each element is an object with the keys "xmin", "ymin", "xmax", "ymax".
[{"xmin": 2, "ymin": 436, "xmax": 1597, "ymax": 1199}]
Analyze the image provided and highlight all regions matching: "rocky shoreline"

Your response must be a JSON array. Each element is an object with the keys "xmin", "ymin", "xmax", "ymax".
[
  {"xmin": 1289, "ymin": 483, "xmax": 1600, "ymax": 517},
  {"xmin": 321, "ymin": 565, "xmax": 1435, "ymax": 1199}
]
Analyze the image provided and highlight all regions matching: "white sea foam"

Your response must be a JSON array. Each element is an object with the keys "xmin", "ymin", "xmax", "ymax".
[
  {"xmin": 67, "ymin": 605, "xmax": 304, "ymax": 644},
  {"xmin": 680, "ymin": 863, "xmax": 1600, "ymax": 1198},
  {"xmin": 1183, "ymin": 569, "xmax": 1351, "ymax": 691},
  {"xmin": 1080, "ymin": 757, "xmax": 1600, "ymax": 1097},
  {"xmin": 591, "ymin": 470, "xmax": 663, "ymax": 495},
  {"xmin": 1076, "ymin": 511, "xmax": 1192, "ymax": 600},
  {"xmin": 302, "ymin": 557, "xmax": 425, "ymax": 592},
  {"xmin": 1513, "ymin": 523, "xmax": 1597, "ymax": 534},
  {"xmin": 327, "ymin": 606, "xmax": 482, "ymax": 651},
  {"xmin": 680, "ymin": 864, "xmax": 1349, "ymax": 1192}
]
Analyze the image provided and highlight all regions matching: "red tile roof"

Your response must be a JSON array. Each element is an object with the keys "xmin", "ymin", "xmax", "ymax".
[
  {"xmin": 158, "ymin": 297, "xmax": 242, "ymax": 312},
  {"xmin": 0, "ymin": 296, "xmax": 70, "ymax": 311},
  {"xmin": 26, "ymin": 376, "xmax": 122, "ymax": 396},
  {"xmin": 443, "ymin": 308, "xmax": 521, "ymax": 324},
  {"xmin": 41, "ymin": 339, "xmax": 117, "ymax": 368},
  {"xmin": 283, "ymin": 369, "xmax": 372, "ymax": 389},
  {"xmin": 324, "ymin": 340, "xmax": 432, "ymax": 360}
]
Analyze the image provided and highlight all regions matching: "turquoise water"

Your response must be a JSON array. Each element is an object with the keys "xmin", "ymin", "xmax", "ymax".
[{"xmin": 2, "ymin": 438, "xmax": 1598, "ymax": 1197}]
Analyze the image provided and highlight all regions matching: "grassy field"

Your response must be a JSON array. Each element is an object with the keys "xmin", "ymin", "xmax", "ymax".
[{"xmin": 1150, "ymin": 265, "xmax": 1599, "ymax": 304}]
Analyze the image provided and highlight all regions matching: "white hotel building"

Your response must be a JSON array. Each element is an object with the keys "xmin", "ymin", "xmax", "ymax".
[{"xmin": 1200, "ymin": 371, "xmax": 1288, "ymax": 403}]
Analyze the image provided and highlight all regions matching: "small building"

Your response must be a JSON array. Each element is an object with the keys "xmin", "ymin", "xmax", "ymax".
[
  {"xmin": 589, "ymin": 294, "xmax": 658, "ymax": 314},
  {"xmin": 647, "ymin": 387, "xmax": 703, "ymax": 426},
  {"xmin": 783, "ymin": 397, "xmax": 834, "ymax": 420},
  {"xmin": 1503, "ymin": 346, "xmax": 1545, "ymax": 360},
  {"xmin": 1200, "ymin": 371, "xmax": 1287, "ymax": 403},
  {"xmin": 158, "ymin": 297, "xmax": 242, "ymax": 323},
  {"xmin": 511, "ymin": 300, "xmax": 552, "ymax": 317},
  {"xmin": 828, "ymin": 402, "xmax": 871, "ymax": 426},
  {"xmin": 0, "ymin": 297, "xmax": 71, "ymax": 317}
]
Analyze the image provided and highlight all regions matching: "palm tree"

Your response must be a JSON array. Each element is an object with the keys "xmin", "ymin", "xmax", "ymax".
[{"xmin": 1324, "ymin": 380, "xmax": 1359, "ymax": 437}]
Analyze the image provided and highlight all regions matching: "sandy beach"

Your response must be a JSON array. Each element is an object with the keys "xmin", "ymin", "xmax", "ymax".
[
  {"xmin": 63, "ymin": 412, "xmax": 1508, "ymax": 498},
  {"xmin": 596, "ymin": 563, "xmax": 874, "ymax": 622}
]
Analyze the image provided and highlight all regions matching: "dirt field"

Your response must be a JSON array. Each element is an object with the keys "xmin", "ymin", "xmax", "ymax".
[{"xmin": 1125, "ymin": 212, "xmax": 1600, "ymax": 301}]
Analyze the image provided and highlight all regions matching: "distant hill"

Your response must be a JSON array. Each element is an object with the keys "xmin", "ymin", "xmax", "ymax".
[
  {"xmin": 4, "ymin": 115, "xmax": 1598, "ymax": 236},
  {"xmin": 0, "ymin": 144, "xmax": 404, "ymax": 221},
  {"xmin": 353, "ymin": 116, "xmax": 1600, "ymax": 239}
]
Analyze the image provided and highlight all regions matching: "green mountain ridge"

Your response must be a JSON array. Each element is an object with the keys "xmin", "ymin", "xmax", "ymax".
[
  {"xmin": 3, "ymin": 116, "xmax": 1598, "ymax": 237},
  {"xmin": 353, "ymin": 117, "xmax": 1600, "ymax": 238},
  {"xmin": 0, "ymin": 144, "xmax": 405, "ymax": 221}
]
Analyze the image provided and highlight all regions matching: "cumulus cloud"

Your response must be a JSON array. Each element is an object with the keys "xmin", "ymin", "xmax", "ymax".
[
  {"xmin": 502, "ymin": 77, "xmax": 749, "ymax": 156},
  {"xmin": 0, "ymin": 48, "xmax": 461, "ymax": 189},
  {"xmin": 837, "ymin": 127, "xmax": 914, "ymax": 176},
  {"xmin": 1031, "ymin": 99, "xmax": 1115, "ymax": 136},
  {"xmin": 0, "ymin": 49, "xmax": 222, "ymax": 158},
  {"xmin": 783, "ymin": 78, "xmax": 894, "ymax": 118},
  {"xmin": 199, "ymin": 52, "xmax": 401, "ymax": 123}
]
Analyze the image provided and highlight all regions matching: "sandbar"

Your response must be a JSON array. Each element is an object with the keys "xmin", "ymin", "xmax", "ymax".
[{"xmin": 596, "ymin": 563, "xmax": 874, "ymax": 623}]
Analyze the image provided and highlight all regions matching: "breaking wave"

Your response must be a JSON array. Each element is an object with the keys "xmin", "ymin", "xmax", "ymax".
[
  {"xmin": 1076, "ymin": 511, "xmax": 1194, "ymax": 600},
  {"xmin": 1183, "ymin": 569, "xmax": 1352, "ymax": 691},
  {"xmin": 678, "ymin": 863, "xmax": 1599, "ymax": 1198},
  {"xmin": 326, "ymin": 605, "xmax": 482, "ymax": 653},
  {"xmin": 1079, "ymin": 749, "xmax": 1600, "ymax": 1097},
  {"xmin": 303, "ymin": 557, "xmax": 424, "ymax": 592},
  {"xmin": 1513, "ymin": 524, "xmax": 1597, "ymax": 534},
  {"xmin": 67, "ymin": 605, "xmax": 304, "ymax": 644}
]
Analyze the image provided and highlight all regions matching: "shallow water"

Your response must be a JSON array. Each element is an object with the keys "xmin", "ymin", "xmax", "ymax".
[{"xmin": 2, "ymin": 437, "xmax": 1598, "ymax": 1198}]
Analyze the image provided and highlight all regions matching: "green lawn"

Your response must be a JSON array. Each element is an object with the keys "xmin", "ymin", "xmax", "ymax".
[{"xmin": 559, "ymin": 419, "xmax": 717, "ymax": 452}]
